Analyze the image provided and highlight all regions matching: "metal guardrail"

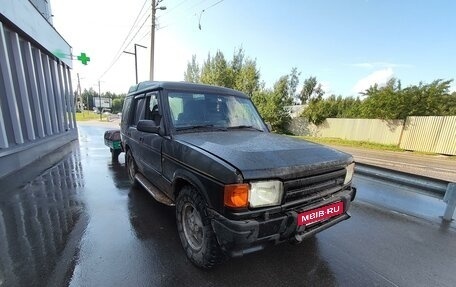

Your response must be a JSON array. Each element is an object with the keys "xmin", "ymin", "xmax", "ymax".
[{"xmin": 355, "ymin": 163, "xmax": 456, "ymax": 221}]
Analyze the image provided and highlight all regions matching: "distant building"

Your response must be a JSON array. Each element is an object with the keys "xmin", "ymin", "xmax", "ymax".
[{"xmin": 0, "ymin": 0, "xmax": 77, "ymax": 178}]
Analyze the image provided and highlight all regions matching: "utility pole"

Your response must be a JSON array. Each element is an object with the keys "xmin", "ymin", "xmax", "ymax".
[
  {"xmin": 124, "ymin": 44, "xmax": 147, "ymax": 84},
  {"xmin": 150, "ymin": 0, "xmax": 166, "ymax": 81},
  {"xmin": 98, "ymin": 80, "xmax": 102, "ymax": 120}
]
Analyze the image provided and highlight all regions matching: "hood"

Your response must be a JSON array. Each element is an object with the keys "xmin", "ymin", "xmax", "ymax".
[{"xmin": 174, "ymin": 131, "xmax": 353, "ymax": 180}]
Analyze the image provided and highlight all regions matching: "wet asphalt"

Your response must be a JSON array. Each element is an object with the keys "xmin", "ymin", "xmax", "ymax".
[{"xmin": 0, "ymin": 123, "xmax": 455, "ymax": 287}]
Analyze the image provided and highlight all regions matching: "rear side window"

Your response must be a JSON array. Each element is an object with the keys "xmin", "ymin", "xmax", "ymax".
[
  {"xmin": 121, "ymin": 97, "xmax": 132, "ymax": 124},
  {"xmin": 132, "ymin": 97, "xmax": 146, "ymax": 126}
]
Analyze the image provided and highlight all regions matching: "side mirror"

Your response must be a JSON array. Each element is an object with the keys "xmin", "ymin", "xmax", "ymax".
[{"xmin": 137, "ymin": 120, "xmax": 160, "ymax": 134}]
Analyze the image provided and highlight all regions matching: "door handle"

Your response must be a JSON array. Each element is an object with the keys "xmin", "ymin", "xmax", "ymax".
[{"xmin": 139, "ymin": 137, "xmax": 144, "ymax": 142}]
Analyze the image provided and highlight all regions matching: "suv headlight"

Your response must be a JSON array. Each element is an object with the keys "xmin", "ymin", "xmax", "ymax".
[
  {"xmin": 344, "ymin": 163, "xmax": 355, "ymax": 185},
  {"xmin": 249, "ymin": 180, "xmax": 283, "ymax": 208}
]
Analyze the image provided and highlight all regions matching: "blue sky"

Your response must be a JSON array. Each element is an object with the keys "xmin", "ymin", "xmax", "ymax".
[{"xmin": 52, "ymin": 0, "xmax": 456, "ymax": 95}]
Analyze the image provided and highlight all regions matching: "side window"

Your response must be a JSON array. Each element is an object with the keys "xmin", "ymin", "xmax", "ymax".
[
  {"xmin": 121, "ymin": 97, "xmax": 132, "ymax": 124},
  {"xmin": 133, "ymin": 97, "xmax": 146, "ymax": 126},
  {"xmin": 145, "ymin": 92, "xmax": 161, "ymax": 126}
]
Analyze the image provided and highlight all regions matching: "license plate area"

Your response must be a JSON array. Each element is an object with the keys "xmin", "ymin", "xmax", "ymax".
[{"xmin": 297, "ymin": 201, "xmax": 344, "ymax": 226}]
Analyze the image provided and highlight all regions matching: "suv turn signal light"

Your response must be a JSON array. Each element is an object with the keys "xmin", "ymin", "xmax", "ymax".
[{"xmin": 224, "ymin": 184, "xmax": 249, "ymax": 208}]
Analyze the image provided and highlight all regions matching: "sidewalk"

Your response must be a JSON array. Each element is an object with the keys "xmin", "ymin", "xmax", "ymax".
[{"xmin": 327, "ymin": 145, "xmax": 456, "ymax": 182}]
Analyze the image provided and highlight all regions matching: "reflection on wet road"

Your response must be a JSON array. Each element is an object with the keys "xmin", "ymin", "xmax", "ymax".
[
  {"xmin": 0, "ymin": 149, "xmax": 85, "ymax": 287},
  {"xmin": 0, "ymin": 123, "xmax": 455, "ymax": 287}
]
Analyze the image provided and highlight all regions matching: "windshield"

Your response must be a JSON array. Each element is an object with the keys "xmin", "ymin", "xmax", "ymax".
[{"xmin": 167, "ymin": 92, "xmax": 266, "ymax": 131}]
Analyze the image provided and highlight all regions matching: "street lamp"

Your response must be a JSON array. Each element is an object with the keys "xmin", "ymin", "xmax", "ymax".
[{"xmin": 150, "ymin": 0, "xmax": 166, "ymax": 81}]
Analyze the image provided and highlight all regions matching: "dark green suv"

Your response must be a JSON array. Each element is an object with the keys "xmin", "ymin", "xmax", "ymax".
[{"xmin": 120, "ymin": 81, "xmax": 356, "ymax": 268}]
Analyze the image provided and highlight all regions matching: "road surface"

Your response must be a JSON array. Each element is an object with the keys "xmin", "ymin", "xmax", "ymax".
[{"xmin": 0, "ymin": 123, "xmax": 454, "ymax": 287}]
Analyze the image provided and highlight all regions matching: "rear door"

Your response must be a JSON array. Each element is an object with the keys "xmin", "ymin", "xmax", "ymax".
[
  {"xmin": 127, "ymin": 94, "xmax": 147, "ymax": 173},
  {"xmin": 139, "ymin": 92, "xmax": 166, "ymax": 189}
]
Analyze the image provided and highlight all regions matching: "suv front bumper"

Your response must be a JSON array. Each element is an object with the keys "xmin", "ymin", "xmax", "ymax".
[{"xmin": 209, "ymin": 187, "xmax": 356, "ymax": 257}]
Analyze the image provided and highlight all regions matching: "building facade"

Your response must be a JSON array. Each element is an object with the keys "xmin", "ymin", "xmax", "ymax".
[{"xmin": 0, "ymin": 0, "xmax": 77, "ymax": 178}]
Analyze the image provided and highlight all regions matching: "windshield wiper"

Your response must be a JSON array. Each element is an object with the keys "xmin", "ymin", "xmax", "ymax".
[
  {"xmin": 227, "ymin": 125, "xmax": 264, "ymax": 132},
  {"xmin": 176, "ymin": 124, "xmax": 227, "ymax": 131}
]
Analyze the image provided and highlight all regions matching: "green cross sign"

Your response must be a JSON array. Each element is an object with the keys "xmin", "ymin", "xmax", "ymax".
[{"xmin": 77, "ymin": 53, "xmax": 91, "ymax": 65}]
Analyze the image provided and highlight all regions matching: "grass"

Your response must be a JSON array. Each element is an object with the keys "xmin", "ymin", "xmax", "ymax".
[
  {"xmin": 75, "ymin": 111, "xmax": 109, "ymax": 121},
  {"xmin": 295, "ymin": 136, "xmax": 405, "ymax": 152}
]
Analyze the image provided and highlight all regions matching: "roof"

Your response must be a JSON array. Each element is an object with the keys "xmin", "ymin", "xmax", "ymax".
[{"xmin": 127, "ymin": 81, "xmax": 248, "ymax": 98}]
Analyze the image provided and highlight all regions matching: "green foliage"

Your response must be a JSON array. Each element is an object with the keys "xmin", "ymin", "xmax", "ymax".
[
  {"xmin": 359, "ymin": 78, "xmax": 404, "ymax": 119},
  {"xmin": 296, "ymin": 136, "xmax": 404, "ymax": 152},
  {"xmin": 300, "ymin": 76, "xmax": 324, "ymax": 104},
  {"xmin": 80, "ymin": 88, "xmax": 97, "ymax": 110},
  {"xmin": 288, "ymin": 67, "xmax": 301, "ymax": 102},
  {"xmin": 187, "ymin": 48, "xmax": 261, "ymax": 97},
  {"xmin": 185, "ymin": 49, "xmax": 455, "ymax": 130},
  {"xmin": 303, "ymin": 95, "xmax": 362, "ymax": 125},
  {"xmin": 112, "ymin": 98, "xmax": 124, "ymax": 113},
  {"xmin": 200, "ymin": 51, "xmax": 232, "ymax": 87},
  {"xmin": 185, "ymin": 49, "xmax": 295, "ymax": 131},
  {"xmin": 361, "ymin": 78, "xmax": 454, "ymax": 119},
  {"xmin": 303, "ymin": 78, "xmax": 455, "ymax": 124},
  {"xmin": 251, "ymin": 76, "xmax": 293, "ymax": 132},
  {"xmin": 184, "ymin": 55, "xmax": 200, "ymax": 83}
]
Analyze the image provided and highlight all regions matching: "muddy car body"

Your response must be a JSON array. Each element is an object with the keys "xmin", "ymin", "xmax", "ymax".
[{"xmin": 120, "ymin": 81, "xmax": 356, "ymax": 268}]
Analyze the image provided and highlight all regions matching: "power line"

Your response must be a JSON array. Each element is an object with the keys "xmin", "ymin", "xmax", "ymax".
[
  {"xmin": 138, "ymin": 29, "xmax": 151, "ymax": 44},
  {"xmin": 99, "ymin": 12, "xmax": 152, "ymax": 81},
  {"xmin": 98, "ymin": 0, "xmax": 151, "ymax": 80},
  {"xmin": 124, "ymin": 13, "xmax": 152, "ymax": 52},
  {"xmin": 157, "ymin": 0, "xmax": 225, "ymax": 31},
  {"xmin": 156, "ymin": 0, "xmax": 189, "ymax": 19},
  {"xmin": 204, "ymin": 0, "xmax": 224, "ymax": 10},
  {"xmin": 156, "ymin": 0, "xmax": 211, "ymax": 29}
]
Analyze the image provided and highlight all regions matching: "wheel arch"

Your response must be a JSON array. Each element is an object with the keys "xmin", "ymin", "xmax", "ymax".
[{"xmin": 172, "ymin": 171, "xmax": 214, "ymax": 208}]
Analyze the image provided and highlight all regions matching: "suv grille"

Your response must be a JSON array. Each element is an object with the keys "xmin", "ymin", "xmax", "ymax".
[{"xmin": 283, "ymin": 168, "xmax": 346, "ymax": 206}]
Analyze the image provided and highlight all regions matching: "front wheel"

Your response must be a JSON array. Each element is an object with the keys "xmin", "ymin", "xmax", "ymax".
[
  {"xmin": 176, "ymin": 186, "xmax": 224, "ymax": 268},
  {"xmin": 126, "ymin": 150, "xmax": 139, "ymax": 188}
]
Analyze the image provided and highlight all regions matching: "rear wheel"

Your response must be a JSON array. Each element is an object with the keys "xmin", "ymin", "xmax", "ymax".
[
  {"xmin": 126, "ymin": 149, "xmax": 139, "ymax": 188},
  {"xmin": 176, "ymin": 186, "xmax": 224, "ymax": 268}
]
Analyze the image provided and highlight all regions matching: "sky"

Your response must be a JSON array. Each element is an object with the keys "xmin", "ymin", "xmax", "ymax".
[{"xmin": 51, "ymin": 0, "xmax": 456, "ymax": 96}]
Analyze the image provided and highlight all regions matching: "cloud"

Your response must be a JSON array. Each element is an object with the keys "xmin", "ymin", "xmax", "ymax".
[
  {"xmin": 351, "ymin": 62, "xmax": 413, "ymax": 69},
  {"xmin": 352, "ymin": 68, "xmax": 394, "ymax": 94}
]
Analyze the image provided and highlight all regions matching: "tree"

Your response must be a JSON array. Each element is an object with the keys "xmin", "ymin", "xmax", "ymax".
[
  {"xmin": 300, "ymin": 76, "xmax": 324, "ymax": 104},
  {"xmin": 231, "ymin": 48, "xmax": 260, "ymax": 97},
  {"xmin": 81, "ymin": 88, "xmax": 97, "ymax": 110},
  {"xmin": 360, "ymin": 78, "xmax": 404, "ymax": 119},
  {"xmin": 112, "ymin": 98, "xmax": 125, "ymax": 113},
  {"xmin": 302, "ymin": 95, "xmax": 362, "ymax": 125},
  {"xmin": 184, "ymin": 55, "xmax": 200, "ymax": 83},
  {"xmin": 251, "ymin": 76, "xmax": 293, "ymax": 132},
  {"xmin": 288, "ymin": 67, "xmax": 301, "ymax": 103},
  {"xmin": 200, "ymin": 51, "xmax": 232, "ymax": 87},
  {"xmin": 360, "ymin": 78, "xmax": 454, "ymax": 119}
]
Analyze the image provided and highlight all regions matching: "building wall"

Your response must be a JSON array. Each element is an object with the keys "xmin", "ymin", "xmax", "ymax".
[{"xmin": 0, "ymin": 0, "xmax": 77, "ymax": 178}]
